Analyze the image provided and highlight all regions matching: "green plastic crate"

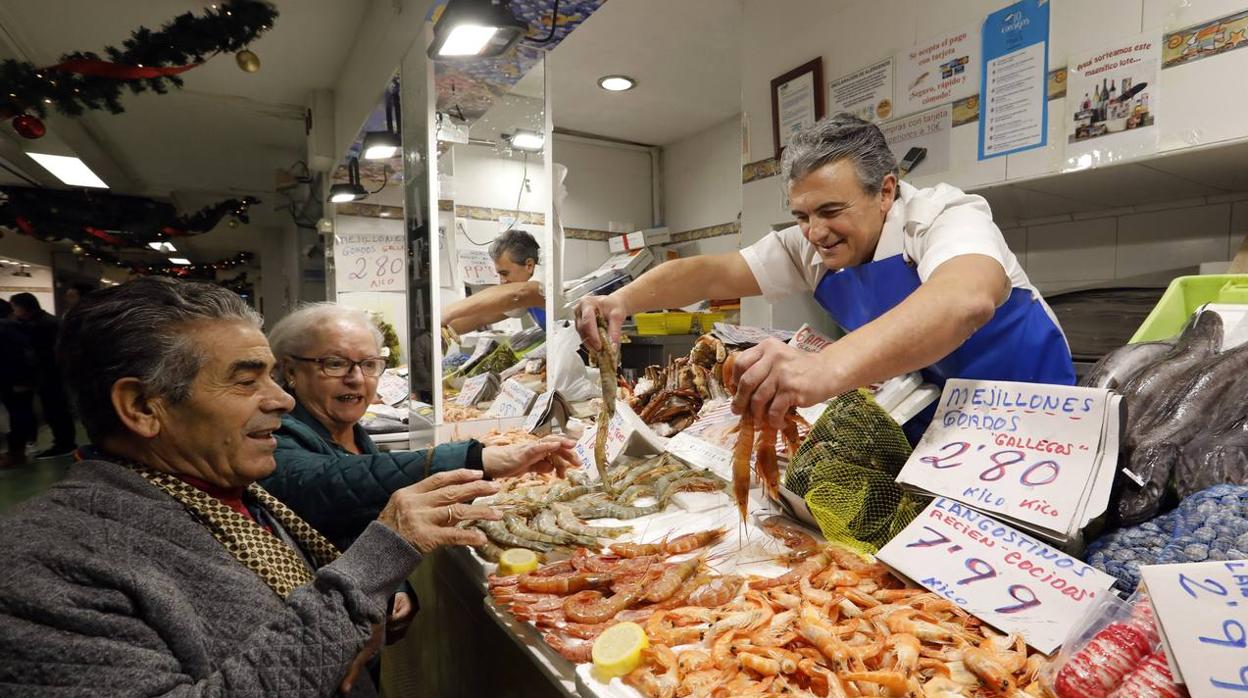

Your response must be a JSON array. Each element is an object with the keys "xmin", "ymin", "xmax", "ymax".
[{"xmin": 1129, "ymin": 274, "xmax": 1248, "ymax": 343}]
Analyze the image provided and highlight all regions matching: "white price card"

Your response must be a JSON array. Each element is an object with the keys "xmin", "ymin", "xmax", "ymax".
[
  {"xmin": 459, "ymin": 249, "xmax": 500, "ymax": 285},
  {"xmin": 666, "ymin": 431, "xmax": 734, "ymax": 483},
  {"xmin": 376, "ymin": 369, "xmax": 409, "ymax": 406},
  {"xmin": 1141, "ymin": 561, "xmax": 1248, "ymax": 697},
  {"xmin": 896, "ymin": 380, "xmax": 1111, "ymax": 534},
  {"xmin": 572, "ymin": 402, "xmax": 662, "ymax": 473},
  {"xmin": 487, "ymin": 378, "xmax": 537, "ymax": 418},
  {"xmin": 877, "ymin": 498, "xmax": 1116, "ymax": 653},
  {"xmin": 523, "ymin": 391, "xmax": 557, "ymax": 433},
  {"xmin": 787, "ymin": 323, "xmax": 835, "ymax": 353},
  {"xmin": 334, "ymin": 229, "xmax": 406, "ymax": 293},
  {"xmin": 455, "ymin": 374, "xmax": 491, "ymax": 407}
]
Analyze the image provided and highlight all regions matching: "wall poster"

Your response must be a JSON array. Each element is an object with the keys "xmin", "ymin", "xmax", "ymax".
[
  {"xmin": 827, "ymin": 57, "xmax": 894, "ymax": 123},
  {"xmin": 896, "ymin": 24, "xmax": 981, "ymax": 118},
  {"xmin": 1065, "ymin": 33, "xmax": 1160, "ymax": 169},
  {"xmin": 880, "ymin": 104, "xmax": 952, "ymax": 176},
  {"xmin": 979, "ymin": 0, "xmax": 1050, "ymax": 159}
]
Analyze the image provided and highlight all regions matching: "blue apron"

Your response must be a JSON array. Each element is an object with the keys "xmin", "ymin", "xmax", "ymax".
[
  {"xmin": 813, "ymin": 253, "xmax": 1075, "ymax": 443},
  {"xmin": 527, "ymin": 307, "xmax": 546, "ymax": 326}
]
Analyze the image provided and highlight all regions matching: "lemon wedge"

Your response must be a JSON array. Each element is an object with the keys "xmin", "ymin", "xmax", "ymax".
[
  {"xmin": 497, "ymin": 548, "xmax": 539, "ymax": 576},
  {"xmin": 592, "ymin": 622, "xmax": 649, "ymax": 678}
]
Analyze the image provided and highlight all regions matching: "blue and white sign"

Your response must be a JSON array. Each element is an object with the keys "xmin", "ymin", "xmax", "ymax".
[{"xmin": 978, "ymin": 0, "xmax": 1050, "ymax": 159}]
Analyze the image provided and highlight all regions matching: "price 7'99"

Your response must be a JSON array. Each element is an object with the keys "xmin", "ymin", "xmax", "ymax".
[
  {"xmin": 920, "ymin": 442, "xmax": 1061, "ymax": 487},
  {"xmin": 1176, "ymin": 565, "xmax": 1248, "ymax": 692},
  {"xmin": 907, "ymin": 525, "xmax": 1042, "ymax": 615}
]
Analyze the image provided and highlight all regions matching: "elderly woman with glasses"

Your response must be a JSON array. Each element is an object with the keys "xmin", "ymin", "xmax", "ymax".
[{"xmin": 261, "ymin": 303, "xmax": 575, "ymax": 554}]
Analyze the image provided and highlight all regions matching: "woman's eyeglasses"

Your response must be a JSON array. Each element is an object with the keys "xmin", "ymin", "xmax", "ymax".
[{"xmin": 290, "ymin": 355, "xmax": 387, "ymax": 377}]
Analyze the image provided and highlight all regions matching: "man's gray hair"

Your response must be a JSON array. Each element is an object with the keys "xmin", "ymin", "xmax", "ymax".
[
  {"xmin": 780, "ymin": 112, "xmax": 899, "ymax": 195},
  {"xmin": 58, "ymin": 276, "xmax": 263, "ymax": 442},
  {"xmin": 267, "ymin": 302, "xmax": 384, "ymax": 385},
  {"xmin": 489, "ymin": 229, "xmax": 540, "ymax": 266}
]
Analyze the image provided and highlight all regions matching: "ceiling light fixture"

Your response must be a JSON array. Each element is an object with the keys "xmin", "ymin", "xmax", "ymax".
[
  {"xmin": 427, "ymin": 0, "xmax": 526, "ymax": 61},
  {"xmin": 168, "ymin": 257, "xmax": 192, "ymax": 265},
  {"xmin": 148, "ymin": 241, "xmax": 177, "ymax": 252},
  {"xmin": 505, "ymin": 129, "xmax": 544, "ymax": 152},
  {"xmin": 598, "ymin": 75, "xmax": 636, "ymax": 92},
  {"xmin": 26, "ymin": 153, "xmax": 108, "ymax": 188},
  {"xmin": 328, "ymin": 157, "xmax": 369, "ymax": 203},
  {"xmin": 363, "ymin": 88, "xmax": 402, "ymax": 160}
]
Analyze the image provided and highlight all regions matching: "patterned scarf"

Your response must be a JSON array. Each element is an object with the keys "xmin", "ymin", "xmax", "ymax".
[{"xmin": 126, "ymin": 462, "xmax": 341, "ymax": 598}]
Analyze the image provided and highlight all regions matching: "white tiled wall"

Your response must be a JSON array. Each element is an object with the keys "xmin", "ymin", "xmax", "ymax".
[{"xmin": 1001, "ymin": 194, "xmax": 1248, "ymax": 295}]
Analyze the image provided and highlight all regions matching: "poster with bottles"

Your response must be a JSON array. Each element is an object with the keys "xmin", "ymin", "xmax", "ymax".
[{"xmin": 1065, "ymin": 33, "xmax": 1160, "ymax": 170}]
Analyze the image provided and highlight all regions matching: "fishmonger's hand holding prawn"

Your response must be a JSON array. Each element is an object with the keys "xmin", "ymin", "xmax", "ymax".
[{"xmin": 577, "ymin": 113, "xmax": 1074, "ymax": 443}]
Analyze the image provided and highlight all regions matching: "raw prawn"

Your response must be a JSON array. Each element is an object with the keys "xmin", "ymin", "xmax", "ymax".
[
  {"xmin": 665, "ymin": 527, "xmax": 727, "ymax": 554},
  {"xmin": 644, "ymin": 555, "xmax": 705, "ymax": 603},
  {"xmin": 551, "ymin": 503, "xmax": 632, "ymax": 538},
  {"xmin": 759, "ymin": 515, "xmax": 818, "ymax": 552},
  {"xmin": 752, "ymin": 425, "xmax": 780, "ymax": 501},
  {"xmin": 594, "ymin": 315, "xmax": 617, "ymax": 491},
  {"xmin": 687, "ymin": 575, "xmax": 744, "ymax": 608},
  {"xmin": 563, "ymin": 585, "xmax": 642, "ymax": 624},
  {"xmin": 518, "ymin": 571, "xmax": 614, "ymax": 595}
]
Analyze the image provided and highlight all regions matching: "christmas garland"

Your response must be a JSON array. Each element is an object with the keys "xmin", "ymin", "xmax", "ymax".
[
  {"xmin": 77, "ymin": 246, "xmax": 255, "ymax": 278},
  {"xmin": 0, "ymin": 0, "xmax": 277, "ymax": 123},
  {"xmin": 0, "ymin": 186, "xmax": 259, "ymax": 249}
]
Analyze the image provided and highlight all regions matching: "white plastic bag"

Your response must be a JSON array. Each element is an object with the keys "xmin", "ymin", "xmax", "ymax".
[{"xmin": 548, "ymin": 320, "xmax": 598, "ymax": 402}]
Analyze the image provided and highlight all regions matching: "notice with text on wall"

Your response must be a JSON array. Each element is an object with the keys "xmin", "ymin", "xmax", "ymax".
[
  {"xmin": 877, "ymin": 498, "xmax": 1117, "ymax": 653},
  {"xmin": 1140, "ymin": 561, "xmax": 1248, "ymax": 697},
  {"xmin": 334, "ymin": 227, "xmax": 407, "ymax": 293},
  {"xmin": 895, "ymin": 379, "xmax": 1120, "ymax": 544}
]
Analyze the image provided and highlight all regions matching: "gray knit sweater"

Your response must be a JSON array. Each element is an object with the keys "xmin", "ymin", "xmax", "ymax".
[{"xmin": 0, "ymin": 460, "xmax": 421, "ymax": 696}]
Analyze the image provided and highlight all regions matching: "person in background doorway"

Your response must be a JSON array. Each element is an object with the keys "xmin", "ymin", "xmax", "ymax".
[
  {"xmin": 0, "ymin": 299, "xmax": 37, "ymax": 469},
  {"xmin": 62, "ymin": 282, "xmax": 96, "ymax": 312},
  {"xmin": 441, "ymin": 229, "xmax": 546, "ymax": 333},
  {"xmin": 10, "ymin": 293, "xmax": 77, "ymax": 458}
]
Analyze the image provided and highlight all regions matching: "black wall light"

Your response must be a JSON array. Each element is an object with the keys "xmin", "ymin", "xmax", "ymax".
[
  {"xmin": 363, "ymin": 88, "xmax": 401, "ymax": 160},
  {"xmin": 427, "ymin": 0, "xmax": 526, "ymax": 61},
  {"xmin": 329, "ymin": 157, "xmax": 368, "ymax": 203}
]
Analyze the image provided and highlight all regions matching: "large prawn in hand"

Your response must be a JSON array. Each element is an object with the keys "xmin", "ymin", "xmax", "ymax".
[{"xmin": 723, "ymin": 352, "xmax": 808, "ymax": 523}]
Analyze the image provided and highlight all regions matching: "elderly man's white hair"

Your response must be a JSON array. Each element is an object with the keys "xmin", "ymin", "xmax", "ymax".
[{"xmin": 268, "ymin": 302, "xmax": 384, "ymax": 384}]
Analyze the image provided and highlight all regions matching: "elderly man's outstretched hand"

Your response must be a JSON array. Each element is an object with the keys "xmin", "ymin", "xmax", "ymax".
[{"xmin": 377, "ymin": 469, "xmax": 500, "ymax": 555}]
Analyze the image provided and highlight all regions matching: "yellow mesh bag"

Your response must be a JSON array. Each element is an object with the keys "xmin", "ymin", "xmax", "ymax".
[{"xmin": 784, "ymin": 389, "xmax": 926, "ymax": 554}]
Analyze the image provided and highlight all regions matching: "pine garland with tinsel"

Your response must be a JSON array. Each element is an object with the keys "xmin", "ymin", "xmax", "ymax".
[{"xmin": 0, "ymin": 0, "xmax": 277, "ymax": 120}]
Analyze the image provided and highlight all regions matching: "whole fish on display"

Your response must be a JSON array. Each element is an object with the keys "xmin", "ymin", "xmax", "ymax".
[
  {"xmin": 1118, "ymin": 311, "xmax": 1222, "ymax": 440},
  {"xmin": 1081, "ymin": 339, "xmax": 1174, "ymax": 390}
]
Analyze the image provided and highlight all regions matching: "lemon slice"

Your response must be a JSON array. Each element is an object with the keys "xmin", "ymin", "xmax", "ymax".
[
  {"xmin": 497, "ymin": 548, "xmax": 539, "ymax": 576},
  {"xmin": 592, "ymin": 622, "xmax": 649, "ymax": 678}
]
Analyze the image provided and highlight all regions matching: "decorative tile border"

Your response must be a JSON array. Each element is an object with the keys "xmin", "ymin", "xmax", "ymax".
[
  {"xmin": 742, "ymin": 157, "xmax": 781, "ymax": 184},
  {"xmin": 334, "ymin": 202, "xmax": 404, "ymax": 219},
  {"xmin": 454, "ymin": 205, "xmax": 544, "ymax": 225},
  {"xmin": 671, "ymin": 221, "xmax": 740, "ymax": 243},
  {"xmin": 564, "ymin": 227, "xmax": 613, "ymax": 241}
]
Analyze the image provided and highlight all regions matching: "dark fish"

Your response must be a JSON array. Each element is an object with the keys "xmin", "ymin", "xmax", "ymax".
[
  {"xmin": 1176, "ymin": 417, "xmax": 1248, "ymax": 498},
  {"xmin": 1118, "ymin": 442, "xmax": 1180, "ymax": 525},
  {"xmin": 1081, "ymin": 340, "xmax": 1174, "ymax": 390},
  {"xmin": 1134, "ymin": 341, "xmax": 1248, "ymax": 450},
  {"xmin": 1120, "ymin": 311, "xmax": 1223, "ymax": 442}
]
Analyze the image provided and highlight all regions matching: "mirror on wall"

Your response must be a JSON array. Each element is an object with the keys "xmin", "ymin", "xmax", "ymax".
[{"xmin": 434, "ymin": 55, "xmax": 551, "ymax": 431}]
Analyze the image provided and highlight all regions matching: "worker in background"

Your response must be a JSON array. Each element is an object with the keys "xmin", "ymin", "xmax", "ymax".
[
  {"xmin": 442, "ymin": 229, "xmax": 546, "ymax": 334},
  {"xmin": 577, "ymin": 113, "xmax": 1073, "ymax": 442}
]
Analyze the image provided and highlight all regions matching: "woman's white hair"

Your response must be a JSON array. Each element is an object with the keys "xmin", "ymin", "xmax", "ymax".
[{"xmin": 268, "ymin": 302, "xmax": 384, "ymax": 384}]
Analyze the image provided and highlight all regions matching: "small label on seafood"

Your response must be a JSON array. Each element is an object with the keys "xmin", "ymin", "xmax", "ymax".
[
  {"xmin": 878, "ymin": 498, "xmax": 1116, "ymax": 654},
  {"xmin": 456, "ymin": 373, "xmax": 492, "ymax": 407},
  {"xmin": 1141, "ymin": 561, "xmax": 1248, "ymax": 697},
  {"xmin": 523, "ymin": 391, "xmax": 557, "ymax": 433},
  {"xmin": 487, "ymin": 378, "xmax": 538, "ymax": 418},
  {"xmin": 787, "ymin": 323, "xmax": 836, "ymax": 353}
]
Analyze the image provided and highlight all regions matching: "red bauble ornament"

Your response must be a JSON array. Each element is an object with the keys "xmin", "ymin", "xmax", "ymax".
[{"xmin": 12, "ymin": 114, "xmax": 46, "ymax": 139}]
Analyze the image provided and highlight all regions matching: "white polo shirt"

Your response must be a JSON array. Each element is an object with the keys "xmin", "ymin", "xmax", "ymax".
[{"xmin": 740, "ymin": 180, "xmax": 1060, "ymax": 330}]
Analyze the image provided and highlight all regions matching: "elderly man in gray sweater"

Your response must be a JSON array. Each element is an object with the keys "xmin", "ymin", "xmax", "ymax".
[{"xmin": 0, "ymin": 277, "xmax": 500, "ymax": 696}]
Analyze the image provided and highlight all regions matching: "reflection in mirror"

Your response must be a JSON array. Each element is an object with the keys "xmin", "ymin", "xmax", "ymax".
[{"xmin": 435, "ymin": 55, "xmax": 550, "ymax": 430}]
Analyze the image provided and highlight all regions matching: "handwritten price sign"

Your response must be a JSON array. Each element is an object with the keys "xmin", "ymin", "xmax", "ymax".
[
  {"xmin": 455, "ymin": 373, "xmax": 492, "ymax": 407},
  {"xmin": 459, "ymin": 249, "xmax": 500, "ymax": 285},
  {"xmin": 486, "ymin": 378, "xmax": 537, "ymax": 418},
  {"xmin": 334, "ymin": 230, "xmax": 407, "ymax": 293},
  {"xmin": 896, "ymin": 379, "xmax": 1111, "ymax": 534},
  {"xmin": 1142, "ymin": 561, "xmax": 1248, "ymax": 697},
  {"xmin": 877, "ymin": 498, "xmax": 1115, "ymax": 653}
]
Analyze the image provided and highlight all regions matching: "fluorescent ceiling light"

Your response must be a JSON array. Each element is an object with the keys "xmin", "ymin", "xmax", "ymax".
[
  {"xmin": 598, "ymin": 75, "xmax": 636, "ymax": 92},
  {"xmin": 27, "ymin": 153, "xmax": 108, "ymax": 188},
  {"xmin": 509, "ymin": 130, "xmax": 544, "ymax": 152},
  {"xmin": 440, "ymin": 25, "xmax": 499, "ymax": 56},
  {"xmin": 148, "ymin": 241, "xmax": 177, "ymax": 252},
  {"xmin": 168, "ymin": 257, "xmax": 192, "ymax": 265}
]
